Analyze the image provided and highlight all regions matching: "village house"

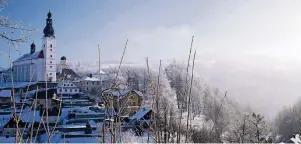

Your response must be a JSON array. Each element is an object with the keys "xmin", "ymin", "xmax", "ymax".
[
  {"xmin": 56, "ymin": 80, "xmax": 80, "ymax": 95},
  {"xmin": 0, "ymin": 90, "xmax": 11, "ymax": 103},
  {"xmin": 0, "ymin": 69, "xmax": 10, "ymax": 83},
  {"xmin": 35, "ymin": 88, "xmax": 62, "ymax": 123},
  {"xmin": 103, "ymin": 89, "xmax": 143, "ymax": 115},
  {"xmin": 1, "ymin": 114, "xmax": 31, "ymax": 137},
  {"xmin": 129, "ymin": 107, "xmax": 152, "ymax": 128},
  {"xmin": 78, "ymin": 74, "xmax": 101, "ymax": 95}
]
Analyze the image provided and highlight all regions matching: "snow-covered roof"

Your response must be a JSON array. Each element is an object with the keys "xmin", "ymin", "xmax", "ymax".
[
  {"xmin": 105, "ymin": 89, "xmax": 144, "ymax": 98},
  {"xmin": 0, "ymin": 90, "xmax": 11, "ymax": 97},
  {"xmin": 98, "ymin": 69, "xmax": 105, "ymax": 75},
  {"xmin": 17, "ymin": 109, "xmax": 41, "ymax": 122},
  {"xmin": 83, "ymin": 77, "xmax": 100, "ymax": 81},
  {"xmin": 0, "ymin": 81, "xmax": 37, "ymax": 89},
  {"xmin": 129, "ymin": 107, "xmax": 151, "ymax": 120},
  {"xmin": 110, "ymin": 89, "xmax": 130, "ymax": 97},
  {"xmin": 13, "ymin": 108, "xmax": 69, "ymax": 123},
  {"xmin": 13, "ymin": 50, "xmax": 44, "ymax": 63},
  {"xmin": 133, "ymin": 90, "xmax": 143, "ymax": 97},
  {"xmin": 0, "ymin": 68, "xmax": 9, "ymax": 73}
]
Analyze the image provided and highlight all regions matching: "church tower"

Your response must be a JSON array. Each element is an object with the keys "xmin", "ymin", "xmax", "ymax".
[
  {"xmin": 60, "ymin": 56, "xmax": 67, "ymax": 72},
  {"xmin": 42, "ymin": 11, "xmax": 56, "ymax": 82}
]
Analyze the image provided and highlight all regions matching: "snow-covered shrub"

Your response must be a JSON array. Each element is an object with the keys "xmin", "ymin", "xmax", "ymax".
[
  {"xmin": 291, "ymin": 134, "xmax": 301, "ymax": 144},
  {"xmin": 120, "ymin": 130, "xmax": 143, "ymax": 143}
]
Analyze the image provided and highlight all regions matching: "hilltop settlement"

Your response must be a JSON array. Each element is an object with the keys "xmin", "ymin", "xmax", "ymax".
[{"xmin": 0, "ymin": 11, "xmax": 152, "ymax": 143}]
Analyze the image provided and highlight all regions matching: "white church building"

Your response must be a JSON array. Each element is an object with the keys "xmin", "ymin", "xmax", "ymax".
[{"xmin": 12, "ymin": 11, "xmax": 57, "ymax": 82}]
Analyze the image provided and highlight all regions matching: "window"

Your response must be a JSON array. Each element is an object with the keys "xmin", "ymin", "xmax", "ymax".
[
  {"xmin": 86, "ymin": 88, "xmax": 88, "ymax": 91},
  {"xmin": 87, "ymin": 82, "xmax": 88, "ymax": 85},
  {"xmin": 75, "ymin": 89, "xmax": 77, "ymax": 92},
  {"xmin": 50, "ymin": 61, "xmax": 52, "ymax": 64},
  {"xmin": 44, "ymin": 44, "xmax": 45, "ymax": 47},
  {"xmin": 70, "ymin": 89, "xmax": 72, "ymax": 92},
  {"xmin": 50, "ymin": 49, "xmax": 52, "ymax": 51},
  {"xmin": 64, "ymin": 84, "xmax": 66, "ymax": 86},
  {"xmin": 92, "ymin": 82, "xmax": 94, "ymax": 85},
  {"xmin": 50, "ymin": 44, "xmax": 52, "ymax": 47},
  {"xmin": 97, "ymin": 82, "xmax": 99, "ymax": 85},
  {"xmin": 60, "ymin": 89, "xmax": 62, "ymax": 92},
  {"xmin": 65, "ymin": 89, "xmax": 67, "ymax": 92},
  {"xmin": 67, "ymin": 84, "xmax": 69, "ymax": 86},
  {"xmin": 71, "ymin": 84, "xmax": 73, "ymax": 86},
  {"xmin": 50, "ymin": 73, "xmax": 52, "ymax": 75},
  {"xmin": 50, "ymin": 55, "xmax": 52, "ymax": 58}
]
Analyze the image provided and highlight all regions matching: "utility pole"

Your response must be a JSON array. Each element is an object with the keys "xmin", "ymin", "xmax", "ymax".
[
  {"xmin": 98, "ymin": 45, "xmax": 100, "ymax": 75},
  {"xmin": 98, "ymin": 45, "xmax": 102, "ymax": 93}
]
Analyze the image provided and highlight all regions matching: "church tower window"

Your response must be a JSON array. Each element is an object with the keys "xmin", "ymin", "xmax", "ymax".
[
  {"xmin": 50, "ymin": 44, "xmax": 52, "ymax": 47},
  {"xmin": 50, "ymin": 55, "xmax": 52, "ymax": 57}
]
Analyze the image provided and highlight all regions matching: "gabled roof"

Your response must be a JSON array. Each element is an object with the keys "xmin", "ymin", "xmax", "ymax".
[
  {"xmin": 17, "ymin": 109, "xmax": 41, "ymax": 123},
  {"xmin": 133, "ymin": 90, "xmax": 143, "ymax": 97},
  {"xmin": 0, "ymin": 90, "xmax": 11, "ymax": 97},
  {"xmin": 104, "ymin": 89, "xmax": 143, "ymax": 97},
  {"xmin": 129, "ymin": 107, "xmax": 151, "ymax": 120},
  {"xmin": 57, "ymin": 68, "xmax": 80, "ymax": 80},
  {"xmin": 13, "ymin": 50, "xmax": 44, "ymax": 63},
  {"xmin": 83, "ymin": 76, "xmax": 100, "ymax": 81},
  {"xmin": 0, "ymin": 81, "xmax": 37, "ymax": 89},
  {"xmin": 93, "ymin": 69, "xmax": 105, "ymax": 75},
  {"xmin": 110, "ymin": 89, "xmax": 130, "ymax": 97}
]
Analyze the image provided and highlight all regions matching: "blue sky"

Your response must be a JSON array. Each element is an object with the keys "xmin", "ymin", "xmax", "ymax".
[
  {"xmin": 1, "ymin": 0, "xmax": 301, "ymax": 68},
  {"xmin": 0, "ymin": 0, "xmax": 144, "ymax": 67}
]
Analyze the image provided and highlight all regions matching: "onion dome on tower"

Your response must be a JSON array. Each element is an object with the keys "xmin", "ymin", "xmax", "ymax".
[
  {"xmin": 43, "ymin": 10, "xmax": 55, "ymax": 37},
  {"xmin": 30, "ymin": 42, "xmax": 36, "ymax": 54},
  {"xmin": 60, "ymin": 56, "xmax": 66, "ymax": 60}
]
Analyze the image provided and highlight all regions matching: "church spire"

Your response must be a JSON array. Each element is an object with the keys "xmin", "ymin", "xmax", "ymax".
[{"xmin": 43, "ymin": 10, "xmax": 55, "ymax": 38}]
